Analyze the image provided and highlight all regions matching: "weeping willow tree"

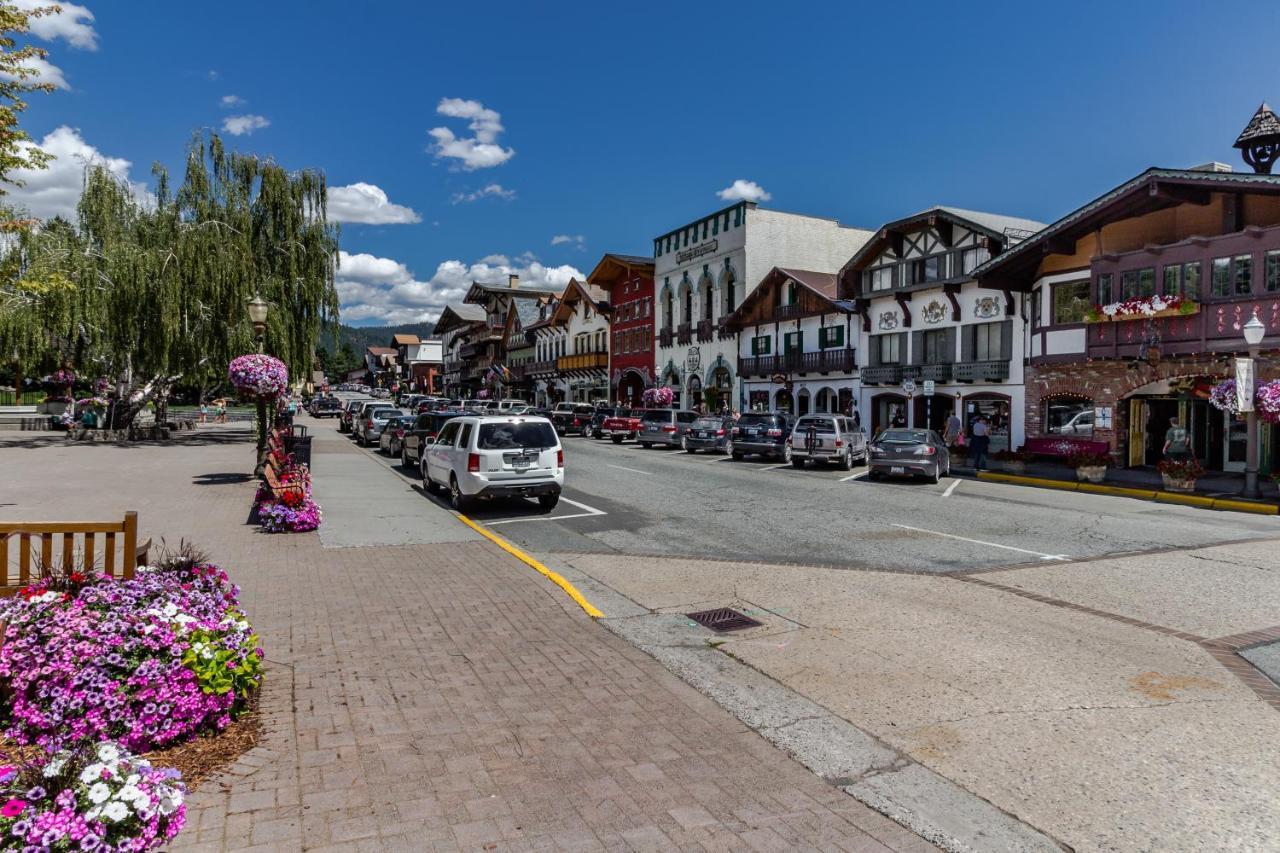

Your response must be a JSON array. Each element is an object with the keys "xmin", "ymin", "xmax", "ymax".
[{"xmin": 0, "ymin": 131, "xmax": 340, "ymax": 424}]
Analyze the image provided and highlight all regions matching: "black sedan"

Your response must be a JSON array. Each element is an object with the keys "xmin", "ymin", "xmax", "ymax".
[
  {"xmin": 867, "ymin": 429, "xmax": 951, "ymax": 484},
  {"xmin": 682, "ymin": 415, "xmax": 736, "ymax": 454}
]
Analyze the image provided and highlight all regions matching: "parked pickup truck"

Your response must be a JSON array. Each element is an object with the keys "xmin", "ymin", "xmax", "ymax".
[
  {"xmin": 600, "ymin": 408, "xmax": 642, "ymax": 443},
  {"xmin": 550, "ymin": 403, "xmax": 596, "ymax": 436}
]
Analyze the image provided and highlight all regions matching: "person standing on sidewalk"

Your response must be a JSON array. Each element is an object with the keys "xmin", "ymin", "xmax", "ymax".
[
  {"xmin": 943, "ymin": 411, "xmax": 962, "ymax": 448},
  {"xmin": 1162, "ymin": 416, "xmax": 1190, "ymax": 461},
  {"xmin": 970, "ymin": 415, "xmax": 991, "ymax": 470}
]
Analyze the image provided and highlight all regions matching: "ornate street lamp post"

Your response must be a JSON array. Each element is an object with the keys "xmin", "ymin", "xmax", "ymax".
[
  {"xmin": 247, "ymin": 294, "xmax": 270, "ymax": 476},
  {"xmin": 1241, "ymin": 309, "xmax": 1266, "ymax": 499}
]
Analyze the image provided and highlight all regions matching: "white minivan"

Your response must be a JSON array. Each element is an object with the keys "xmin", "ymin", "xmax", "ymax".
[{"xmin": 420, "ymin": 415, "xmax": 564, "ymax": 511}]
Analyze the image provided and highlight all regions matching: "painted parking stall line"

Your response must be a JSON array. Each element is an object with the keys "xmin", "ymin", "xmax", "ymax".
[
  {"xmin": 941, "ymin": 479, "xmax": 961, "ymax": 498},
  {"xmin": 891, "ymin": 523, "xmax": 1070, "ymax": 561},
  {"xmin": 481, "ymin": 497, "xmax": 607, "ymax": 526},
  {"xmin": 607, "ymin": 464, "xmax": 651, "ymax": 476},
  {"xmin": 839, "ymin": 471, "xmax": 869, "ymax": 482}
]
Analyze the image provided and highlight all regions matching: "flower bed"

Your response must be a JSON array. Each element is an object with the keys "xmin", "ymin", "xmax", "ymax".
[
  {"xmin": 1257, "ymin": 379, "xmax": 1280, "ymax": 424},
  {"xmin": 0, "ymin": 552, "xmax": 263, "ymax": 754},
  {"xmin": 253, "ymin": 454, "xmax": 322, "ymax": 534},
  {"xmin": 1085, "ymin": 294, "xmax": 1198, "ymax": 322},
  {"xmin": 0, "ymin": 741, "xmax": 185, "ymax": 851}
]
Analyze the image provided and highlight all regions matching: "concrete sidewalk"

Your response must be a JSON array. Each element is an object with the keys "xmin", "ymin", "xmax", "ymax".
[{"xmin": 1, "ymin": 423, "xmax": 939, "ymax": 851}]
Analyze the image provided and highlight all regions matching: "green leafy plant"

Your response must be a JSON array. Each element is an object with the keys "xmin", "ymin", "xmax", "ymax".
[
  {"xmin": 181, "ymin": 612, "xmax": 263, "ymax": 700},
  {"xmin": 1067, "ymin": 450, "xmax": 1112, "ymax": 469}
]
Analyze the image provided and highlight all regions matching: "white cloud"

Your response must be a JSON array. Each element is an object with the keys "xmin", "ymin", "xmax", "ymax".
[
  {"xmin": 0, "ymin": 54, "xmax": 68, "ymax": 89},
  {"xmin": 428, "ymin": 97, "xmax": 514, "ymax": 171},
  {"xmin": 327, "ymin": 182, "xmax": 421, "ymax": 225},
  {"xmin": 336, "ymin": 249, "xmax": 582, "ymax": 325},
  {"xmin": 219, "ymin": 94, "xmax": 245, "ymax": 108},
  {"xmin": 551, "ymin": 234, "xmax": 585, "ymax": 249},
  {"xmin": 7, "ymin": 125, "xmax": 148, "ymax": 221},
  {"xmin": 717, "ymin": 179, "xmax": 772, "ymax": 203},
  {"xmin": 221, "ymin": 114, "xmax": 270, "ymax": 136},
  {"xmin": 450, "ymin": 183, "xmax": 515, "ymax": 204},
  {"xmin": 13, "ymin": 0, "xmax": 97, "ymax": 50}
]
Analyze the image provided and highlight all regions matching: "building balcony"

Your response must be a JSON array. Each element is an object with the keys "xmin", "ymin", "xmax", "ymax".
[
  {"xmin": 526, "ymin": 359, "xmax": 558, "ymax": 377},
  {"xmin": 696, "ymin": 319, "xmax": 715, "ymax": 343},
  {"xmin": 861, "ymin": 365, "xmax": 903, "ymax": 385},
  {"xmin": 677, "ymin": 323, "xmax": 693, "ymax": 345},
  {"xmin": 902, "ymin": 363, "xmax": 953, "ymax": 382},
  {"xmin": 953, "ymin": 360, "xmax": 1010, "ymax": 383},
  {"xmin": 658, "ymin": 328, "xmax": 674, "ymax": 348},
  {"xmin": 556, "ymin": 351, "xmax": 608, "ymax": 372},
  {"xmin": 738, "ymin": 348, "xmax": 857, "ymax": 378},
  {"xmin": 774, "ymin": 303, "xmax": 807, "ymax": 322}
]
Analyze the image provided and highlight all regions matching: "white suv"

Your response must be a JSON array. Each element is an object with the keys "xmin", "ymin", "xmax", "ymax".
[{"xmin": 420, "ymin": 415, "xmax": 564, "ymax": 511}]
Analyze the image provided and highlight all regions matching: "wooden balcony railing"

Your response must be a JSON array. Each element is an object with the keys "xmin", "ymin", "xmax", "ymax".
[
  {"xmin": 860, "ymin": 365, "xmax": 903, "ymax": 385},
  {"xmin": 953, "ymin": 360, "xmax": 1010, "ymax": 382},
  {"xmin": 556, "ymin": 352, "xmax": 608, "ymax": 372},
  {"xmin": 737, "ymin": 348, "xmax": 857, "ymax": 378},
  {"xmin": 903, "ymin": 363, "xmax": 954, "ymax": 382}
]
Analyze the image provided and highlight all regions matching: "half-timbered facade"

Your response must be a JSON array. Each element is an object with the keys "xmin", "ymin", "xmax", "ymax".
[
  {"xmin": 587, "ymin": 253, "xmax": 655, "ymax": 406},
  {"xmin": 838, "ymin": 207, "xmax": 1044, "ymax": 446},
  {"xmin": 653, "ymin": 201, "xmax": 871, "ymax": 411},
  {"xmin": 548, "ymin": 279, "xmax": 611, "ymax": 403},
  {"xmin": 526, "ymin": 296, "xmax": 566, "ymax": 406},
  {"xmin": 977, "ymin": 150, "xmax": 1280, "ymax": 472},
  {"xmin": 723, "ymin": 268, "xmax": 858, "ymax": 415},
  {"xmin": 434, "ymin": 303, "xmax": 487, "ymax": 397}
]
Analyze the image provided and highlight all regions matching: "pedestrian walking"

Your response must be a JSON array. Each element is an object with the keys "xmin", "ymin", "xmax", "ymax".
[
  {"xmin": 198, "ymin": 401, "xmax": 208, "ymax": 424},
  {"xmin": 943, "ymin": 411, "xmax": 962, "ymax": 447},
  {"xmin": 970, "ymin": 415, "xmax": 991, "ymax": 470},
  {"xmin": 1162, "ymin": 416, "xmax": 1190, "ymax": 461}
]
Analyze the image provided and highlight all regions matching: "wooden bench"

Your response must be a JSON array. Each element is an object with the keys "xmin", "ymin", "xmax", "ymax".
[
  {"xmin": 0, "ymin": 511, "xmax": 151, "ymax": 594},
  {"xmin": 263, "ymin": 455, "xmax": 305, "ymax": 501}
]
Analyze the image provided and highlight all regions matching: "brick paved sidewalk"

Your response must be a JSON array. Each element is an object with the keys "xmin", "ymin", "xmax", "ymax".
[{"xmin": 1, "ymin": 427, "xmax": 933, "ymax": 852}]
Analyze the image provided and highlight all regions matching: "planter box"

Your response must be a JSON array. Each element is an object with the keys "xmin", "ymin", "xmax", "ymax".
[
  {"xmin": 1086, "ymin": 302, "xmax": 1200, "ymax": 323},
  {"xmin": 1161, "ymin": 474, "xmax": 1197, "ymax": 493},
  {"xmin": 37, "ymin": 401, "xmax": 69, "ymax": 416},
  {"xmin": 1075, "ymin": 465, "xmax": 1107, "ymax": 483}
]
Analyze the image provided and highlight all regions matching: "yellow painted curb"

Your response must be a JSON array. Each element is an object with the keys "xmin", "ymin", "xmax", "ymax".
[
  {"xmin": 977, "ymin": 471, "xmax": 1278, "ymax": 515},
  {"xmin": 1211, "ymin": 498, "xmax": 1279, "ymax": 515},
  {"xmin": 457, "ymin": 514, "xmax": 605, "ymax": 618}
]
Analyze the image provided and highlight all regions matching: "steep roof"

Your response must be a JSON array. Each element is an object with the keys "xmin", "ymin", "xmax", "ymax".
[
  {"xmin": 777, "ymin": 267, "xmax": 838, "ymax": 299},
  {"xmin": 974, "ymin": 167, "xmax": 1280, "ymax": 288},
  {"xmin": 391, "ymin": 333, "xmax": 420, "ymax": 345},
  {"xmin": 1235, "ymin": 103, "xmax": 1280, "ymax": 147},
  {"xmin": 722, "ymin": 266, "xmax": 849, "ymax": 332},
  {"xmin": 550, "ymin": 278, "xmax": 610, "ymax": 325},
  {"xmin": 433, "ymin": 303, "xmax": 486, "ymax": 334},
  {"xmin": 463, "ymin": 280, "xmax": 564, "ymax": 304},
  {"xmin": 587, "ymin": 252, "xmax": 656, "ymax": 288}
]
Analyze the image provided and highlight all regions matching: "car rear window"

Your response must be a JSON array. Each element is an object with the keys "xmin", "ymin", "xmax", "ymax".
[
  {"xmin": 693, "ymin": 417, "xmax": 723, "ymax": 429},
  {"xmin": 641, "ymin": 411, "xmax": 670, "ymax": 423},
  {"xmin": 796, "ymin": 417, "xmax": 838, "ymax": 432},
  {"xmin": 676, "ymin": 411, "xmax": 698, "ymax": 423},
  {"xmin": 478, "ymin": 422, "xmax": 558, "ymax": 450},
  {"xmin": 738, "ymin": 414, "xmax": 778, "ymax": 427},
  {"xmin": 878, "ymin": 429, "xmax": 928, "ymax": 443}
]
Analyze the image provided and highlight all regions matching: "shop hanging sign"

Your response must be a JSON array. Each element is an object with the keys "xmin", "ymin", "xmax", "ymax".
[{"xmin": 1235, "ymin": 357, "xmax": 1255, "ymax": 411}]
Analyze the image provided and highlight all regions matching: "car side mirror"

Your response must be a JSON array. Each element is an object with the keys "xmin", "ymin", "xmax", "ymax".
[{"xmin": 424, "ymin": 437, "xmax": 436, "ymax": 446}]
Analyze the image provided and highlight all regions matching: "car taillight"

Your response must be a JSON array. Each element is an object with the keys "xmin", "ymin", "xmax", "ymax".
[
  {"xmin": 661, "ymin": 425, "xmax": 677, "ymax": 432},
  {"xmin": 426, "ymin": 431, "xmax": 437, "ymax": 439},
  {"xmin": 716, "ymin": 429, "xmax": 725, "ymax": 436},
  {"xmin": 573, "ymin": 418, "xmax": 582, "ymax": 426},
  {"xmin": 916, "ymin": 446, "xmax": 936, "ymax": 456},
  {"xmin": 365, "ymin": 419, "xmax": 374, "ymax": 427},
  {"xmin": 556, "ymin": 449, "xmax": 564, "ymax": 468},
  {"xmin": 766, "ymin": 428, "xmax": 782, "ymax": 437},
  {"xmin": 835, "ymin": 439, "xmax": 844, "ymax": 448},
  {"xmin": 467, "ymin": 453, "xmax": 480, "ymax": 472}
]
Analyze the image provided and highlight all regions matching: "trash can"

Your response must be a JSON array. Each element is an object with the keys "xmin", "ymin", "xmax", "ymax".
[{"xmin": 284, "ymin": 434, "xmax": 312, "ymax": 467}]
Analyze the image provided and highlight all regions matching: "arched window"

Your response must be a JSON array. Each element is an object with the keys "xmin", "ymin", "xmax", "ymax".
[
  {"xmin": 1044, "ymin": 394, "xmax": 1094, "ymax": 437},
  {"xmin": 661, "ymin": 282, "xmax": 674, "ymax": 330},
  {"xmin": 701, "ymin": 276, "xmax": 714, "ymax": 321},
  {"xmin": 681, "ymin": 283, "xmax": 693, "ymax": 324}
]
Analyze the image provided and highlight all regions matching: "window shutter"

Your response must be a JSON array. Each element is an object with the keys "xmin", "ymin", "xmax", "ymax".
[
  {"xmin": 751, "ymin": 337, "xmax": 758, "ymax": 356},
  {"xmin": 940, "ymin": 327, "xmax": 956, "ymax": 363},
  {"xmin": 961, "ymin": 325, "xmax": 975, "ymax": 362},
  {"xmin": 911, "ymin": 330, "xmax": 925, "ymax": 365},
  {"xmin": 896, "ymin": 332, "xmax": 908, "ymax": 364},
  {"xmin": 999, "ymin": 319, "xmax": 1013, "ymax": 361},
  {"xmin": 869, "ymin": 337, "xmax": 881, "ymax": 366}
]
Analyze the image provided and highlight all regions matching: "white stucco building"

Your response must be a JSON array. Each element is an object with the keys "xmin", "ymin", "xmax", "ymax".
[
  {"xmin": 652, "ymin": 201, "xmax": 871, "ymax": 411},
  {"xmin": 838, "ymin": 206, "xmax": 1045, "ymax": 451}
]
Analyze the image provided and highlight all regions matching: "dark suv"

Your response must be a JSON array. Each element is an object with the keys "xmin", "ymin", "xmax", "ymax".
[
  {"xmin": 400, "ymin": 410, "xmax": 465, "ymax": 470},
  {"xmin": 731, "ymin": 412, "xmax": 794, "ymax": 461}
]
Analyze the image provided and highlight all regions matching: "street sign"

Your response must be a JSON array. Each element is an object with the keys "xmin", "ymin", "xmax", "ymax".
[
  {"xmin": 902, "ymin": 378, "xmax": 917, "ymax": 395},
  {"xmin": 923, "ymin": 380, "xmax": 935, "ymax": 397}
]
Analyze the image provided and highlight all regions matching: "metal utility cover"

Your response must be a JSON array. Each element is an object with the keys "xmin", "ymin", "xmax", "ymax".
[{"xmin": 686, "ymin": 607, "xmax": 763, "ymax": 633}]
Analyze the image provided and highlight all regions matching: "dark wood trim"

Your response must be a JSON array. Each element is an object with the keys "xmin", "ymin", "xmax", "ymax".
[
  {"xmin": 1043, "ymin": 235, "xmax": 1076, "ymax": 256},
  {"xmin": 894, "ymin": 291, "xmax": 912, "ymax": 328},
  {"xmin": 943, "ymin": 282, "xmax": 961, "ymax": 321},
  {"xmin": 1001, "ymin": 289, "xmax": 1016, "ymax": 316},
  {"xmin": 1148, "ymin": 180, "xmax": 1211, "ymax": 206},
  {"xmin": 934, "ymin": 217, "xmax": 953, "ymax": 248}
]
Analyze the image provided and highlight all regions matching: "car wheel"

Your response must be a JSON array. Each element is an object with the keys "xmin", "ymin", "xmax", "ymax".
[
  {"xmin": 722, "ymin": 440, "xmax": 733, "ymax": 456},
  {"xmin": 731, "ymin": 451, "xmax": 743, "ymax": 461},
  {"xmin": 640, "ymin": 442, "xmax": 652, "ymax": 449},
  {"xmin": 791, "ymin": 457, "xmax": 805, "ymax": 469},
  {"xmin": 929, "ymin": 465, "xmax": 941, "ymax": 485},
  {"xmin": 538, "ymin": 492, "xmax": 559, "ymax": 511},
  {"xmin": 611, "ymin": 435, "xmax": 624, "ymax": 444},
  {"xmin": 421, "ymin": 462, "xmax": 435, "ymax": 491},
  {"xmin": 449, "ymin": 476, "xmax": 470, "ymax": 511},
  {"xmin": 682, "ymin": 436, "xmax": 695, "ymax": 453},
  {"xmin": 781, "ymin": 445, "xmax": 793, "ymax": 463},
  {"xmin": 401, "ymin": 447, "xmax": 412, "ymax": 471},
  {"xmin": 838, "ymin": 448, "xmax": 853, "ymax": 471}
]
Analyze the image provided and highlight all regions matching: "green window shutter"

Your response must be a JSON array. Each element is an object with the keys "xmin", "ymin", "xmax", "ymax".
[{"xmin": 830, "ymin": 325, "xmax": 845, "ymax": 348}]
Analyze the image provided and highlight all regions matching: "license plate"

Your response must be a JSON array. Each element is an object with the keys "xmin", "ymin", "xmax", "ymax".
[
  {"xmin": 697, "ymin": 431, "xmax": 708, "ymax": 437},
  {"xmin": 891, "ymin": 466, "xmax": 905, "ymax": 475}
]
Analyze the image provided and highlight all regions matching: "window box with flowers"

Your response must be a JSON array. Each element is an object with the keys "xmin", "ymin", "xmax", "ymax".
[
  {"xmin": 1067, "ymin": 450, "xmax": 1111, "ymax": 483},
  {"xmin": 1157, "ymin": 457, "xmax": 1204, "ymax": 493},
  {"xmin": 1084, "ymin": 294, "xmax": 1199, "ymax": 323}
]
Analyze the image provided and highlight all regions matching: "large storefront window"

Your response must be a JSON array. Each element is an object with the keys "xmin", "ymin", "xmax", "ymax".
[
  {"xmin": 1045, "ymin": 396, "xmax": 1094, "ymax": 436},
  {"xmin": 964, "ymin": 394, "xmax": 1011, "ymax": 454},
  {"xmin": 749, "ymin": 390, "xmax": 771, "ymax": 412}
]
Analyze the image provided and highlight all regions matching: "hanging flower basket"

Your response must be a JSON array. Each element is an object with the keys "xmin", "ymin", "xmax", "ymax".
[
  {"xmin": 228, "ymin": 354, "xmax": 288, "ymax": 399},
  {"xmin": 641, "ymin": 386, "xmax": 674, "ymax": 407},
  {"xmin": 1256, "ymin": 379, "xmax": 1280, "ymax": 424},
  {"xmin": 1208, "ymin": 378, "xmax": 1245, "ymax": 415}
]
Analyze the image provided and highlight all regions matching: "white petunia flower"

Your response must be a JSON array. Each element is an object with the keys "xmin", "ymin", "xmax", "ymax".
[
  {"xmin": 87, "ymin": 782, "xmax": 112, "ymax": 804},
  {"xmin": 157, "ymin": 790, "xmax": 182, "ymax": 816},
  {"xmin": 162, "ymin": 602, "xmax": 179, "ymax": 618},
  {"xmin": 101, "ymin": 800, "xmax": 129, "ymax": 822},
  {"xmin": 96, "ymin": 743, "xmax": 120, "ymax": 763},
  {"xmin": 79, "ymin": 763, "xmax": 106, "ymax": 784},
  {"xmin": 42, "ymin": 758, "xmax": 65, "ymax": 778}
]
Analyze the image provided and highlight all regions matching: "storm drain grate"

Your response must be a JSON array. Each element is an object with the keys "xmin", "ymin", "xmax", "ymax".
[{"xmin": 686, "ymin": 607, "xmax": 763, "ymax": 633}]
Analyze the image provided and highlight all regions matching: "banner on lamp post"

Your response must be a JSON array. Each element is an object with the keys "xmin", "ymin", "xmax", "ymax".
[{"xmin": 1235, "ymin": 357, "xmax": 1255, "ymax": 411}]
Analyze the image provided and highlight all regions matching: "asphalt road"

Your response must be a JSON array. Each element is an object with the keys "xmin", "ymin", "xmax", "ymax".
[{"xmin": 322, "ymin": 404, "xmax": 1279, "ymax": 573}]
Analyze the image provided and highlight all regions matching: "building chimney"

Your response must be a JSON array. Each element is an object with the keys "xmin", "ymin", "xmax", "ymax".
[{"xmin": 508, "ymin": 274, "xmax": 520, "ymax": 289}]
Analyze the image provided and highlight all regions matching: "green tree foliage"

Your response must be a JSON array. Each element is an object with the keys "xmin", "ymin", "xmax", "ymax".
[
  {"xmin": 0, "ymin": 1, "xmax": 56, "ymax": 201},
  {"xmin": 0, "ymin": 132, "xmax": 340, "ymax": 399}
]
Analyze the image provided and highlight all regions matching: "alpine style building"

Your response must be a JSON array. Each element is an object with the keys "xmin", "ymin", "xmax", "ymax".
[{"xmin": 586, "ymin": 253, "xmax": 655, "ymax": 406}]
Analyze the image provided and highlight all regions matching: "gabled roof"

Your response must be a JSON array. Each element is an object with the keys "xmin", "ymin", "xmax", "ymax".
[
  {"xmin": 586, "ymin": 252, "xmax": 655, "ymax": 288},
  {"xmin": 550, "ymin": 278, "xmax": 610, "ymax": 325},
  {"xmin": 722, "ymin": 267, "xmax": 849, "ymax": 332},
  {"xmin": 974, "ymin": 167, "xmax": 1280, "ymax": 288},
  {"xmin": 463, "ymin": 280, "xmax": 564, "ymax": 304},
  {"xmin": 839, "ymin": 205, "xmax": 1047, "ymax": 281},
  {"xmin": 391, "ymin": 333, "xmax": 420, "ymax": 346},
  {"xmin": 433, "ymin": 302, "xmax": 487, "ymax": 334}
]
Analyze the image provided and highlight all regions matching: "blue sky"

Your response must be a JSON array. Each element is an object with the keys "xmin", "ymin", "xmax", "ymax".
[{"xmin": 11, "ymin": 0, "xmax": 1280, "ymax": 325}]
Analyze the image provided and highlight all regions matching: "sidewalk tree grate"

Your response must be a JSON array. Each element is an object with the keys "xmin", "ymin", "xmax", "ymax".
[{"xmin": 686, "ymin": 607, "xmax": 763, "ymax": 633}]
